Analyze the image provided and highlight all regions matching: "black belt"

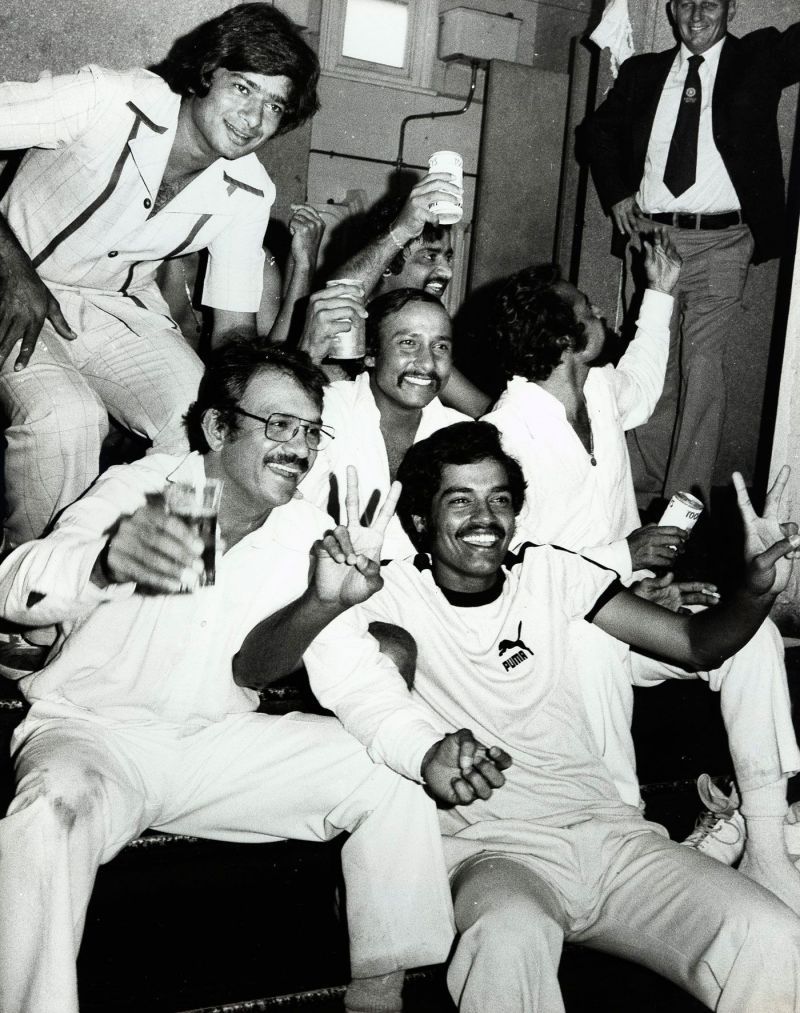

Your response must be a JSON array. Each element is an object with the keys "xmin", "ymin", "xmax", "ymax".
[{"xmin": 644, "ymin": 210, "xmax": 743, "ymax": 230}]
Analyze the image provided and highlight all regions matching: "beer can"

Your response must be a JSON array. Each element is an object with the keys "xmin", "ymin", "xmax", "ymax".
[
  {"xmin": 324, "ymin": 279, "xmax": 366, "ymax": 359},
  {"xmin": 427, "ymin": 150, "xmax": 463, "ymax": 225},
  {"xmin": 658, "ymin": 491, "xmax": 704, "ymax": 533}
]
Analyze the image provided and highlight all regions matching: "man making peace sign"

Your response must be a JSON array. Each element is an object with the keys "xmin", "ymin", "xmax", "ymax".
[{"xmin": 0, "ymin": 343, "xmax": 506, "ymax": 1013}]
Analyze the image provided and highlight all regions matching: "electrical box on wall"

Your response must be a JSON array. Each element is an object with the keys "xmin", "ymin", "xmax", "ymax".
[{"xmin": 438, "ymin": 7, "xmax": 521, "ymax": 64}]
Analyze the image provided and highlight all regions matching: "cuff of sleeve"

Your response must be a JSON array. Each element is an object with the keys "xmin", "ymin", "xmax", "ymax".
[
  {"xmin": 203, "ymin": 247, "xmax": 266, "ymax": 313},
  {"xmin": 640, "ymin": 288, "xmax": 674, "ymax": 318},
  {"xmin": 367, "ymin": 714, "xmax": 445, "ymax": 783},
  {"xmin": 610, "ymin": 537, "xmax": 634, "ymax": 582},
  {"xmin": 78, "ymin": 539, "xmax": 136, "ymax": 604}
]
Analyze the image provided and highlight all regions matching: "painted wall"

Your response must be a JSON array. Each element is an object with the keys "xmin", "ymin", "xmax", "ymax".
[
  {"xmin": 307, "ymin": 0, "xmax": 594, "ymax": 305},
  {"xmin": 0, "ymin": 1, "xmax": 234, "ymax": 80}
]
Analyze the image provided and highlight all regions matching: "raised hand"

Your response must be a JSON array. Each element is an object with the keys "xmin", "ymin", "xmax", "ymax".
[
  {"xmin": 734, "ymin": 466, "xmax": 800, "ymax": 597},
  {"xmin": 310, "ymin": 466, "xmax": 401, "ymax": 608},
  {"xmin": 95, "ymin": 497, "xmax": 204, "ymax": 594},
  {"xmin": 421, "ymin": 728, "xmax": 512, "ymax": 806},
  {"xmin": 288, "ymin": 203, "xmax": 326, "ymax": 271},
  {"xmin": 643, "ymin": 227, "xmax": 682, "ymax": 295},
  {"xmin": 0, "ymin": 244, "xmax": 76, "ymax": 370},
  {"xmin": 390, "ymin": 171, "xmax": 464, "ymax": 244}
]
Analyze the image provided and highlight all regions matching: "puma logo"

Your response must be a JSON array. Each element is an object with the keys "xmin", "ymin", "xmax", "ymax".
[{"xmin": 498, "ymin": 622, "xmax": 534, "ymax": 671}]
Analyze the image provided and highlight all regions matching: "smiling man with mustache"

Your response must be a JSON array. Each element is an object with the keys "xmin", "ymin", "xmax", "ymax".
[
  {"xmin": 0, "ymin": 342, "xmax": 514, "ymax": 1013},
  {"xmin": 302, "ymin": 287, "xmax": 470, "ymax": 559},
  {"xmin": 353, "ymin": 420, "xmax": 800, "ymax": 1013}
]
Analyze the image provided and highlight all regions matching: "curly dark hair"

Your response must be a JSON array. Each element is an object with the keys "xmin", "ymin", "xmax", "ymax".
[
  {"xmin": 362, "ymin": 195, "xmax": 451, "ymax": 275},
  {"xmin": 488, "ymin": 264, "xmax": 588, "ymax": 382},
  {"xmin": 365, "ymin": 287, "xmax": 450, "ymax": 358},
  {"xmin": 396, "ymin": 421, "xmax": 526, "ymax": 552},
  {"xmin": 184, "ymin": 337, "xmax": 327, "ymax": 453},
  {"xmin": 151, "ymin": 3, "xmax": 319, "ymax": 136}
]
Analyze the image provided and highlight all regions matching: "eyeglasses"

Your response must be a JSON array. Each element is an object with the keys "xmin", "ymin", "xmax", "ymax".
[{"xmin": 230, "ymin": 408, "xmax": 335, "ymax": 450}]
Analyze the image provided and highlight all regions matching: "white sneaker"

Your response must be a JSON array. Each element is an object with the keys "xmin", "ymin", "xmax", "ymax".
[{"xmin": 681, "ymin": 773, "xmax": 746, "ymax": 865}]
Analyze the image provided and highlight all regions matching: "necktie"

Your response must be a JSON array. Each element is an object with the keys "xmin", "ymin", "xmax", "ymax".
[{"xmin": 663, "ymin": 54, "xmax": 704, "ymax": 198}]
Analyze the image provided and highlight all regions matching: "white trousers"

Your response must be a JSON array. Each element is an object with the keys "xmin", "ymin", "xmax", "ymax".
[
  {"xmin": 446, "ymin": 820, "xmax": 800, "ymax": 1013},
  {"xmin": 575, "ymin": 618, "xmax": 800, "ymax": 807},
  {"xmin": 0, "ymin": 708, "xmax": 454, "ymax": 1013},
  {"xmin": 0, "ymin": 311, "xmax": 203, "ymax": 545}
]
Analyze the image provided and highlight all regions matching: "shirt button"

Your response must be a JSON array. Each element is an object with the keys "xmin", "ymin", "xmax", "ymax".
[
  {"xmin": 200, "ymin": 620, "xmax": 207, "ymax": 628},
  {"xmin": 143, "ymin": 198, "xmax": 152, "ymax": 209},
  {"xmin": 108, "ymin": 250, "xmax": 118, "ymax": 258}
]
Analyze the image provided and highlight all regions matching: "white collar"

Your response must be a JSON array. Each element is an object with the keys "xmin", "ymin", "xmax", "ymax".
[{"xmin": 677, "ymin": 35, "xmax": 726, "ymax": 74}]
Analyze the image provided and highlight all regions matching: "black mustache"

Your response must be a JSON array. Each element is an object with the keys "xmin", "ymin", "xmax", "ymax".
[
  {"xmin": 460, "ymin": 524, "xmax": 505, "ymax": 540},
  {"xmin": 266, "ymin": 453, "xmax": 309, "ymax": 474}
]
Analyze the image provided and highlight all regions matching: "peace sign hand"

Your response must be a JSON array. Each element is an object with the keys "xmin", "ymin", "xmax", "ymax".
[
  {"xmin": 733, "ymin": 466, "xmax": 800, "ymax": 598},
  {"xmin": 310, "ymin": 466, "xmax": 401, "ymax": 608}
]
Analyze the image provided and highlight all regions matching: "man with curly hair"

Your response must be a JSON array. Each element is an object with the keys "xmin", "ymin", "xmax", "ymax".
[
  {"xmin": 0, "ymin": 4, "xmax": 319, "ymax": 557},
  {"xmin": 483, "ymin": 240, "xmax": 800, "ymax": 912},
  {"xmin": 483, "ymin": 236, "xmax": 682, "ymax": 573}
]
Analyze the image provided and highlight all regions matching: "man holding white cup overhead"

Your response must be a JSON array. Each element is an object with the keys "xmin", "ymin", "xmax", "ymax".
[{"xmin": 309, "ymin": 151, "xmax": 491, "ymax": 417}]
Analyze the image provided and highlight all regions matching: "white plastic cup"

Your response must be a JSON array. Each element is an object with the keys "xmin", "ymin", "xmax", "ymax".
[
  {"xmin": 427, "ymin": 150, "xmax": 463, "ymax": 226},
  {"xmin": 658, "ymin": 491, "xmax": 704, "ymax": 533},
  {"xmin": 324, "ymin": 279, "xmax": 366, "ymax": 359}
]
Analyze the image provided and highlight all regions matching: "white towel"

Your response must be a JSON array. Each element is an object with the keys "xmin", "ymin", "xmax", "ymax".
[{"xmin": 590, "ymin": 0, "xmax": 635, "ymax": 78}]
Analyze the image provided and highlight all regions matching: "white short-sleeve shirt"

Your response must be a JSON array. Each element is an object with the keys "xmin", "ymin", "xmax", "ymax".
[
  {"xmin": 359, "ymin": 544, "xmax": 632, "ymax": 828},
  {"xmin": 0, "ymin": 65, "xmax": 273, "ymax": 317}
]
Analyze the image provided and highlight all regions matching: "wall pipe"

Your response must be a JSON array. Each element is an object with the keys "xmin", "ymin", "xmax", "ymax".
[
  {"xmin": 395, "ymin": 59, "xmax": 480, "ymax": 170},
  {"xmin": 308, "ymin": 147, "xmax": 477, "ymax": 178}
]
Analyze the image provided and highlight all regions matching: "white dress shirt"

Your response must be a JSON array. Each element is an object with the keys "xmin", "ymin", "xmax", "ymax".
[{"xmin": 638, "ymin": 38, "xmax": 740, "ymax": 214}]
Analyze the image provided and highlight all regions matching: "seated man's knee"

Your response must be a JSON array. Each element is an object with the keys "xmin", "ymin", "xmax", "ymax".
[
  {"xmin": 11, "ymin": 764, "xmax": 108, "ymax": 832},
  {"xmin": 4, "ymin": 375, "xmax": 108, "ymax": 438},
  {"xmin": 368, "ymin": 621, "xmax": 417, "ymax": 690}
]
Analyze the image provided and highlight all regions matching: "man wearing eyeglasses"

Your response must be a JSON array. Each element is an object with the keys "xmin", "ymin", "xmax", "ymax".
[{"xmin": 0, "ymin": 342, "xmax": 511, "ymax": 1013}]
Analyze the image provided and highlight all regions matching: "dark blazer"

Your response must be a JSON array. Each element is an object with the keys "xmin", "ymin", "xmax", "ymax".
[{"xmin": 584, "ymin": 24, "xmax": 800, "ymax": 263}]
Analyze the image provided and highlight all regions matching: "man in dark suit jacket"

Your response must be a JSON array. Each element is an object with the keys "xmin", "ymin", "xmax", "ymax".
[{"xmin": 585, "ymin": 0, "xmax": 800, "ymax": 511}]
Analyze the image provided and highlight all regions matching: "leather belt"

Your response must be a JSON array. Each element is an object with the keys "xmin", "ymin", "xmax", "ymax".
[{"xmin": 644, "ymin": 210, "xmax": 743, "ymax": 230}]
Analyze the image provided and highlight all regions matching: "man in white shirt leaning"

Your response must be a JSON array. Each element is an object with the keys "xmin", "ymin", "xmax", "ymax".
[{"xmin": 483, "ymin": 245, "xmax": 800, "ymax": 913}]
